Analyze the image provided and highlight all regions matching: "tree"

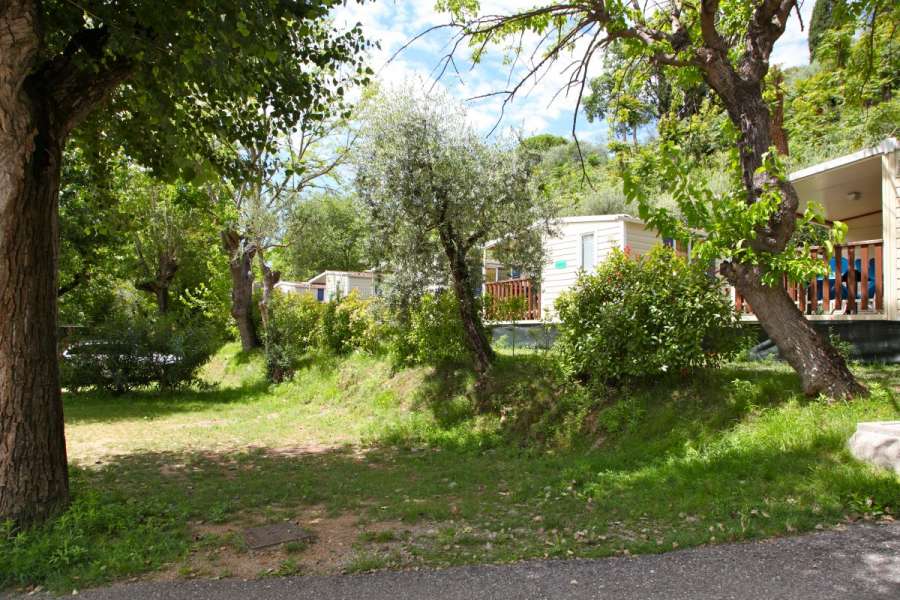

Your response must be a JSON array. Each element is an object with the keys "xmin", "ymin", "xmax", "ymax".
[
  {"xmin": 0, "ymin": 0, "xmax": 368, "ymax": 527},
  {"xmin": 808, "ymin": 0, "xmax": 850, "ymax": 61},
  {"xmin": 131, "ymin": 185, "xmax": 188, "ymax": 314},
  {"xmin": 441, "ymin": 0, "xmax": 870, "ymax": 398},
  {"xmin": 355, "ymin": 87, "xmax": 556, "ymax": 376},
  {"xmin": 212, "ymin": 113, "xmax": 355, "ymax": 348},
  {"xmin": 788, "ymin": 2, "xmax": 899, "ymax": 165},
  {"xmin": 284, "ymin": 194, "xmax": 368, "ymax": 280},
  {"xmin": 527, "ymin": 138, "xmax": 629, "ymax": 216}
]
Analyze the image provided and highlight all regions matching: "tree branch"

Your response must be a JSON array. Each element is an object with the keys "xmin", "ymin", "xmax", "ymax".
[{"xmin": 37, "ymin": 25, "xmax": 134, "ymax": 137}]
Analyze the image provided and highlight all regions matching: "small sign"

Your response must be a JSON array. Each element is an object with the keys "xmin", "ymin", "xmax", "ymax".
[{"xmin": 554, "ymin": 260, "xmax": 567, "ymax": 269}]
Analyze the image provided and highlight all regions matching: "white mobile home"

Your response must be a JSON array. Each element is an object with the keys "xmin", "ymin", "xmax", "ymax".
[
  {"xmin": 484, "ymin": 214, "xmax": 666, "ymax": 320},
  {"xmin": 307, "ymin": 270, "xmax": 375, "ymax": 302},
  {"xmin": 273, "ymin": 280, "xmax": 326, "ymax": 301},
  {"xmin": 484, "ymin": 138, "xmax": 900, "ymax": 326}
]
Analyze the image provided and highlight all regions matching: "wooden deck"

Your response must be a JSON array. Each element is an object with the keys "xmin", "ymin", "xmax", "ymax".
[
  {"xmin": 484, "ymin": 278, "xmax": 541, "ymax": 321},
  {"xmin": 735, "ymin": 239, "xmax": 885, "ymax": 317}
]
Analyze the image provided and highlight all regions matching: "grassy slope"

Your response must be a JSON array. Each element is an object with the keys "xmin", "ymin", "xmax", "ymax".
[
  {"xmin": 63, "ymin": 344, "xmax": 432, "ymax": 461},
  {"xmin": 3, "ymin": 344, "xmax": 899, "ymax": 592}
]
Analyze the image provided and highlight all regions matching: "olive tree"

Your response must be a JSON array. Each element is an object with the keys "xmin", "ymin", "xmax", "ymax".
[{"xmin": 355, "ymin": 87, "xmax": 555, "ymax": 375}]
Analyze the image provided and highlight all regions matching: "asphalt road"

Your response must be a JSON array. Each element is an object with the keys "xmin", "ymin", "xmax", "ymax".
[{"xmin": 12, "ymin": 522, "xmax": 900, "ymax": 599}]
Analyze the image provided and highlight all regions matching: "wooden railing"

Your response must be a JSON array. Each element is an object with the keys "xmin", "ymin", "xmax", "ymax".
[
  {"xmin": 735, "ymin": 239, "xmax": 884, "ymax": 316},
  {"xmin": 485, "ymin": 278, "xmax": 541, "ymax": 321}
]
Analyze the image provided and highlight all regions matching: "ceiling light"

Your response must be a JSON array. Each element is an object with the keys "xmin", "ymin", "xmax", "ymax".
[{"xmin": 846, "ymin": 191, "xmax": 861, "ymax": 202}]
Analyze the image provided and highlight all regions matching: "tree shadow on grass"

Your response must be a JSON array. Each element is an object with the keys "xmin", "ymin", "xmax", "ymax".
[
  {"xmin": 15, "ymin": 430, "xmax": 896, "ymax": 593},
  {"xmin": 63, "ymin": 350, "xmax": 352, "ymax": 425},
  {"xmin": 63, "ymin": 379, "xmax": 273, "ymax": 424}
]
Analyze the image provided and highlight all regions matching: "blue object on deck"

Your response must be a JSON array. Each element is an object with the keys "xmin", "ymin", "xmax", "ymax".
[{"xmin": 813, "ymin": 257, "xmax": 876, "ymax": 301}]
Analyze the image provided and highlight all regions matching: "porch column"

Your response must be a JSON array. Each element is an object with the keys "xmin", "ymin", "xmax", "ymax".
[{"xmin": 883, "ymin": 149, "xmax": 899, "ymax": 321}]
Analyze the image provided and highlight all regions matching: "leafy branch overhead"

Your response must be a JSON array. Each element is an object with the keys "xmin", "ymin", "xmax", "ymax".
[{"xmin": 39, "ymin": 0, "xmax": 373, "ymax": 178}]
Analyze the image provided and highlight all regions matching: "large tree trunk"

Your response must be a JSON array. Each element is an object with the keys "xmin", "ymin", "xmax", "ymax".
[
  {"xmin": 1, "ymin": 1, "xmax": 131, "ymax": 527},
  {"xmin": 724, "ymin": 263, "xmax": 866, "ymax": 398},
  {"xmin": 703, "ymin": 65, "xmax": 866, "ymax": 399},
  {"xmin": 439, "ymin": 231, "xmax": 494, "ymax": 376},
  {"xmin": 222, "ymin": 230, "xmax": 260, "ymax": 351},
  {"xmin": 0, "ymin": 42, "xmax": 70, "ymax": 523}
]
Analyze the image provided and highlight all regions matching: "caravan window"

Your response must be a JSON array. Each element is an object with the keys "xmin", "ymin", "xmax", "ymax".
[{"xmin": 581, "ymin": 233, "xmax": 595, "ymax": 271}]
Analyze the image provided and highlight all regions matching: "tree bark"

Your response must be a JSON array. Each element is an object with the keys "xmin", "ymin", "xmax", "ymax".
[
  {"xmin": 136, "ymin": 254, "xmax": 178, "ymax": 314},
  {"xmin": 1, "ymin": 1, "xmax": 133, "ymax": 527},
  {"xmin": 0, "ymin": 3, "xmax": 70, "ymax": 524},
  {"xmin": 256, "ymin": 247, "xmax": 280, "ymax": 331},
  {"xmin": 697, "ymin": 37, "xmax": 866, "ymax": 399},
  {"xmin": 439, "ymin": 229, "xmax": 495, "ymax": 376},
  {"xmin": 724, "ymin": 263, "xmax": 866, "ymax": 398},
  {"xmin": 222, "ymin": 230, "xmax": 261, "ymax": 351}
]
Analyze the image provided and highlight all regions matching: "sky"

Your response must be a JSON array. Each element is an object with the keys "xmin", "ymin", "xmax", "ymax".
[{"xmin": 333, "ymin": 1, "xmax": 816, "ymax": 143}]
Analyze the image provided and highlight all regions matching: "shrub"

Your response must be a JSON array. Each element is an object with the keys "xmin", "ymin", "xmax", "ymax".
[
  {"xmin": 320, "ymin": 291, "xmax": 381, "ymax": 355},
  {"xmin": 264, "ymin": 292, "xmax": 324, "ymax": 382},
  {"xmin": 393, "ymin": 291, "xmax": 470, "ymax": 366},
  {"xmin": 60, "ymin": 313, "xmax": 219, "ymax": 393},
  {"xmin": 264, "ymin": 291, "xmax": 382, "ymax": 382},
  {"xmin": 555, "ymin": 247, "xmax": 744, "ymax": 386}
]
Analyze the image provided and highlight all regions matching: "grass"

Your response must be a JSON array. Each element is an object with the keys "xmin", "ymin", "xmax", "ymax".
[{"xmin": 2, "ymin": 343, "xmax": 899, "ymax": 593}]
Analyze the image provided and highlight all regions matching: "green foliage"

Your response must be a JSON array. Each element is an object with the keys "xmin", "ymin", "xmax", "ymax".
[
  {"xmin": 393, "ymin": 292, "xmax": 470, "ymax": 367},
  {"xmin": 786, "ymin": 1, "xmax": 899, "ymax": 168},
  {"xmin": 263, "ymin": 291, "xmax": 381, "ymax": 382},
  {"xmin": 355, "ymin": 86, "xmax": 556, "ymax": 332},
  {"xmin": 264, "ymin": 292, "xmax": 325, "ymax": 382},
  {"xmin": 58, "ymin": 157, "xmax": 231, "ymax": 331},
  {"xmin": 528, "ymin": 139, "xmax": 628, "ymax": 217},
  {"xmin": 0, "ymin": 483, "xmax": 187, "ymax": 592},
  {"xmin": 45, "ymin": 0, "xmax": 371, "ymax": 181},
  {"xmin": 284, "ymin": 194, "xmax": 368, "ymax": 280},
  {"xmin": 60, "ymin": 311, "xmax": 221, "ymax": 394},
  {"xmin": 555, "ymin": 247, "xmax": 745, "ymax": 385},
  {"xmin": 486, "ymin": 295, "xmax": 527, "ymax": 322},
  {"xmin": 808, "ymin": 0, "xmax": 851, "ymax": 61},
  {"xmin": 320, "ymin": 292, "xmax": 381, "ymax": 356},
  {"xmin": 622, "ymin": 140, "xmax": 845, "ymax": 287}
]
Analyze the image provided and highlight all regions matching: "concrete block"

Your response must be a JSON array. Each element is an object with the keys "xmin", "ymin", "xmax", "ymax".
[{"xmin": 848, "ymin": 421, "xmax": 900, "ymax": 474}]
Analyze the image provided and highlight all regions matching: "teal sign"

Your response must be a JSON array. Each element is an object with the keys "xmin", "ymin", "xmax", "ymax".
[{"xmin": 554, "ymin": 260, "xmax": 567, "ymax": 269}]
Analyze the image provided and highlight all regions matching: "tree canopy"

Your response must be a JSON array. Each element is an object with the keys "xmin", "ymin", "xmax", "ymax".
[{"xmin": 40, "ymin": 0, "xmax": 370, "ymax": 177}]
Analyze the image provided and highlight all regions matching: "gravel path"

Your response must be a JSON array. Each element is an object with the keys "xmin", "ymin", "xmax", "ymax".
[{"xmin": 13, "ymin": 522, "xmax": 900, "ymax": 599}]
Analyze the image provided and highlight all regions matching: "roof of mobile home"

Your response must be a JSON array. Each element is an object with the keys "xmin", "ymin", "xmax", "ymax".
[{"xmin": 306, "ymin": 270, "xmax": 375, "ymax": 285}]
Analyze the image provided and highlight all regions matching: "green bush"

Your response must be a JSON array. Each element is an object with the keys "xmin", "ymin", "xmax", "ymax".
[
  {"xmin": 264, "ymin": 291, "xmax": 382, "ymax": 382},
  {"xmin": 60, "ymin": 313, "xmax": 220, "ymax": 393},
  {"xmin": 555, "ymin": 246, "xmax": 744, "ymax": 386},
  {"xmin": 264, "ymin": 292, "xmax": 324, "ymax": 382},
  {"xmin": 320, "ymin": 291, "xmax": 381, "ymax": 355},
  {"xmin": 393, "ymin": 291, "xmax": 470, "ymax": 366}
]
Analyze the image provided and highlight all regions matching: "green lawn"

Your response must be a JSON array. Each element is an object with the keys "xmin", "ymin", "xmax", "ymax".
[{"xmin": 3, "ymin": 343, "xmax": 899, "ymax": 593}]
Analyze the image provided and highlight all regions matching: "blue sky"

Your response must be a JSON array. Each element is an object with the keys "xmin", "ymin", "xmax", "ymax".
[{"xmin": 334, "ymin": 1, "xmax": 815, "ymax": 142}]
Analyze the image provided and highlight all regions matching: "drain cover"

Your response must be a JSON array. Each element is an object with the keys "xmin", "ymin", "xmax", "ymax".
[{"xmin": 243, "ymin": 522, "xmax": 316, "ymax": 550}]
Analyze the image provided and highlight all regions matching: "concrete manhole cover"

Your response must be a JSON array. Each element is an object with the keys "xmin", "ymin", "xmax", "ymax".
[{"xmin": 243, "ymin": 522, "xmax": 316, "ymax": 550}]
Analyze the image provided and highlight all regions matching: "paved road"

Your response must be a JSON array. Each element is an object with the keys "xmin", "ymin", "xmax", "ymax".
[{"xmin": 14, "ymin": 522, "xmax": 900, "ymax": 599}]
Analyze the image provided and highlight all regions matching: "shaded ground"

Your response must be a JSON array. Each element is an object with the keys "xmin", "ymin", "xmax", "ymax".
[
  {"xmin": 24, "ymin": 522, "xmax": 900, "ymax": 599},
  {"xmin": 4, "ymin": 348, "xmax": 898, "ymax": 593}
]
